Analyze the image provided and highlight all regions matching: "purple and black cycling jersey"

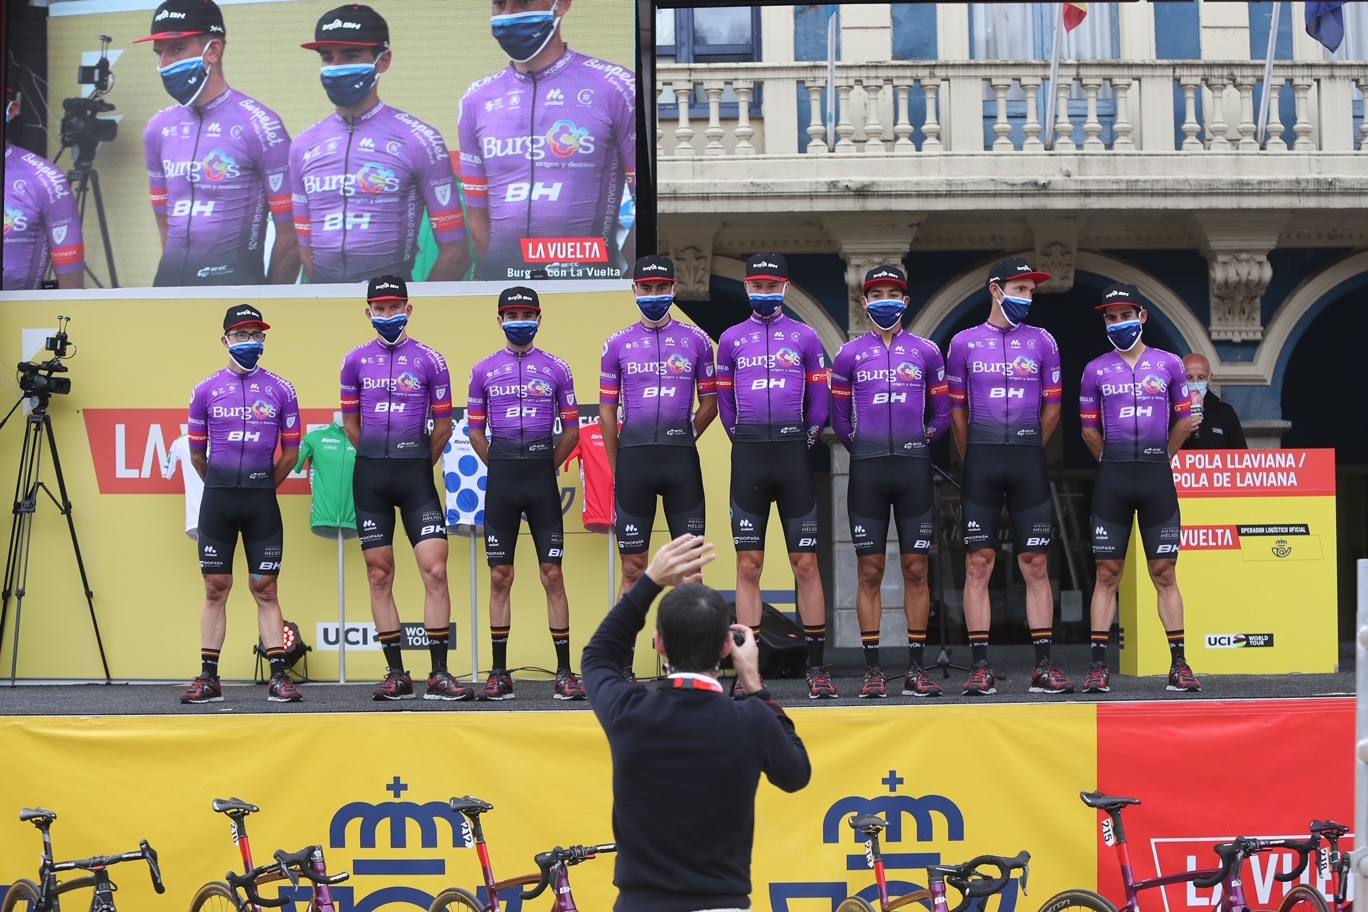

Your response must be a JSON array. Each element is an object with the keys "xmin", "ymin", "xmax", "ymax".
[
  {"xmin": 600, "ymin": 319, "xmax": 715, "ymax": 448},
  {"xmin": 291, "ymin": 102, "xmax": 464, "ymax": 283},
  {"xmin": 143, "ymin": 89, "xmax": 291, "ymax": 283},
  {"xmin": 945, "ymin": 321, "xmax": 1062, "ymax": 446},
  {"xmin": 715, "ymin": 312, "xmax": 829, "ymax": 444},
  {"xmin": 831, "ymin": 329, "xmax": 951, "ymax": 460},
  {"xmin": 3, "ymin": 143, "xmax": 84, "ymax": 290},
  {"xmin": 1080, "ymin": 347, "xmax": 1192, "ymax": 463},
  {"xmin": 458, "ymin": 49, "xmax": 635, "ymax": 279},
  {"xmin": 340, "ymin": 337, "xmax": 453, "ymax": 459},
  {"xmin": 467, "ymin": 347, "xmax": 578, "ymax": 460},
  {"xmin": 188, "ymin": 366, "xmax": 301, "ymax": 488}
]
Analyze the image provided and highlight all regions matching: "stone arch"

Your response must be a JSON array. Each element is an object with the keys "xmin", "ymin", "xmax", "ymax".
[
  {"xmin": 909, "ymin": 250, "xmax": 1219, "ymax": 366},
  {"xmin": 713, "ymin": 255, "xmax": 846, "ymax": 355},
  {"xmin": 1263, "ymin": 249, "xmax": 1368, "ymax": 389}
]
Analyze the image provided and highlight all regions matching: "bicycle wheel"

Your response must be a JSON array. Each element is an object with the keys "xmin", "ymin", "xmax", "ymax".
[
  {"xmin": 428, "ymin": 887, "xmax": 485, "ymax": 912},
  {"xmin": 1278, "ymin": 886, "xmax": 1331, "ymax": 912},
  {"xmin": 188, "ymin": 881, "xmax": 241, "ymax": 912},
  {"xmin": 1, "ymin": 881, "xmax": 40, "ymax": 912},
  {"xmin": 1038, "ymin": 890, "xmax": 1119, "ymax": 912},
  {"xmin": 837, "ymin": 898, "xmax": 876, "ymax": 912}
]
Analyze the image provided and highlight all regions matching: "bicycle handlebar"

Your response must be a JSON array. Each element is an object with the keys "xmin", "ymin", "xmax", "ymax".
[
  {"xmin": 272, "ymin": 848, "xmax": 349, "ymax": 887},
  {"xmin": 945, "ymin": 851, "xmax": 1031, "ymax": 899},
  {"xmin": 51, "ymin": 840, "xmax": 165, "ymax": 894},
  {"xmin": 520, "ymin": 844, "xmax": 616, "ymax": 901},
  {"xmin": 1192, "ymin": 838, "xmax": 1318, "ymax": 889}
]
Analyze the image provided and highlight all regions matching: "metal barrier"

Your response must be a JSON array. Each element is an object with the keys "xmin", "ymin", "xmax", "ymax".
[{"xmin": 1356, "ymin": 560, "xmax": 1367, "ymax": 900}]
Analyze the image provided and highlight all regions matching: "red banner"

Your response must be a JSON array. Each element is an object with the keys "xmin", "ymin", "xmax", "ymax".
[
  {"xmin": 520, "ymin": 237, "xmax": 610, "ymax": 264},
  {"xmin": 1096, "ymin": 700, "xmax": 1355, "ymax": 912},
  {"xmin": 1170, "ymin": 449, "xmax": 1336, "ymax": 497},
  {"xmin": 83, "ymin": 408, "xmax": 337, "ymax": 495}
]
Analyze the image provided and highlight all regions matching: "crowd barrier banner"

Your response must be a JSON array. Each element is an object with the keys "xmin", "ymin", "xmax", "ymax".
[
  {"xmin": 0, "ymin": 700, "xmax": 1355, "ymax": 911},
  {"xmin": 0, "ymin": 291, "xmax": 799, "ymax": 682},
  {"xmin": 1119, "ymin": 448, "xmax": 1339, "ymax": 676}
]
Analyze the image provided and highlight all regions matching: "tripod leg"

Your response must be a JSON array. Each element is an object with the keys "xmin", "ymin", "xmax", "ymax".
[
  {"xmin": 43, "ymin": 415, "xmax": 112, "ymax": 682},
  {"xmin": 1, "ymin": 415, "xmax": 42, "ymax": 664},
  {"xmin": 88, "ymin": 170, "xmax": 119, "ymax": 289}
]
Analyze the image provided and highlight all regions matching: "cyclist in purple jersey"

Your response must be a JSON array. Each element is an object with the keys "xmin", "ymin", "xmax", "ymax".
[
  {"xmin": 467, "ymin": 287, "xmax": 584, "ymax": 701},
  {"xmin": 292, "ymin": 5, "xmax": 468, "ymax": 284},
  {"xmin": 1079, "ymin": 283, "xmax": 1201, "ymax": 694},
  {"xmin": 944, "ymin": 256, "xmax": 1070, "ymax": 696},
  {"xmin": 3, "ymin": 137, "xmax": 85, "ymax": 290},
  {"xmin": 136, "ymin": 0, "xmax": 299, "ymax": 286},
  {"xmin": 600, "ymin": 256, "xmax": 717, "ymax": 674},
  {"xmin": 182, "ymin": 305, "xmax": 301, "ymax": 705},
  {"xmin": 831, "ymin": 266, "xmax": 950, "ymax": 699},
  {"xmin": 339, "ymin": 275, "xmax": 472, "ymax": 702},
  {"xmin": 716, "ymin": 253, "xmax": 836, "ymax": 699},
  {"xmin": 460, "ymin": 0, "xmax": 636, "ymax": 280}
]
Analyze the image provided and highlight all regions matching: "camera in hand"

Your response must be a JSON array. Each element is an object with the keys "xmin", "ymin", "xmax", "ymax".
[
  {"xmin": 60, "ymin": 36, "xmax": 118, "ymax": 170},
  {"xmin": 17, "ymin": 317, "xmax": 76, "ymax": 401}
]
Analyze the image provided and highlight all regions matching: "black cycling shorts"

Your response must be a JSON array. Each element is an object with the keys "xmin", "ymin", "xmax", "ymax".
[
  {"xmin": 198, "ymin": 487, "xmax": 283, "ymax": 576},
  {"xmin": 1091, "ymin": 461, "xmax": 1181, "ymax": 561},
  {"xmin": 353, "ymin": 456, "xmax": 447, "ymax": 552},
  {"xmin": 484, "ymin": 459, "xmax": 564, "ymax": 567},
  {"xmin": 615, "ymin": 446, "xmax": 706, "ymax": 556},
  {"xmin": 848, "ymin": 457, "xmax": 934, "ymax": 558},
  {"xmin": 154, "ymin": 248, "xmax": 265, "ymax": 287},
  {"xmin": 730, "ymin": 441, "xmax": 820, "ymax": 554},
  {"xmin": 962, "ymin": 444, "xmax": 1053, "ymax": 553}
]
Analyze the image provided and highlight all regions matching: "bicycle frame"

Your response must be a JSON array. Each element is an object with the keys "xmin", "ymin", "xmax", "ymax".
[
  {"xmin": 1317, "ymin": 832, "xmax": 1352, "ymax": 911},
  {"xmin": 1100, "ymin": 809, "xmax": 1231, "ymax": 912},
  {"xmin": 221, "ymin": 809, "xmax": 339, "ymax": 912},
  {"xmin": 859, "ymin": 823, "xmax": 1021, "ymax": 912}
]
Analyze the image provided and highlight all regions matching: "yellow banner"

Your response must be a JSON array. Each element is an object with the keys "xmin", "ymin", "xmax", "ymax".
[{"xmin": 0, "ymin": 705, "xmax": 1098, "ymax": 911}]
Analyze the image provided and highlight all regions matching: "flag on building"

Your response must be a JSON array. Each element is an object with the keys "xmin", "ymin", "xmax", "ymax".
[
  {"xmin": 1305, "ymin": 1, "xmax": 1347, "ymax": 52},
  {"xmin": 1064, "ymin": 2, "xmax": 1089, "ymax": 33}
]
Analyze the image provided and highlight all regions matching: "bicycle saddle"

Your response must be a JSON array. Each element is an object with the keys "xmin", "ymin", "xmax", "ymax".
[
  {"xmin": 449, "ymin": 797, "xmax": 494, "ymax": 817},
  {"xmin": 19, "ymin": 808, "xmax": 56, "ymax": 825},
  {"xmin": 1080, "ymin": 791, "xmax": 1140, "ymax": 811},
  {"xmin": 1311, "ymin": 820, "xmax": 1348, "ymax": 838},
  {"xmin": 212, "ymin": 798, "xmax": 260, "ymax": 817},
  {"xmin": 848, "ymin": 813, "xmax": 889, "ymax": 834}
]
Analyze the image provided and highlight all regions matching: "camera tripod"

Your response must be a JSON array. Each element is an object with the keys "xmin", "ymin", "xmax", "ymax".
[
  {"xmin": 54, "ymin": 153, "xmax": 119, "ymax": 290},
  {"xmin": 0, "ymin": 393, "xmax": 111, "ymax": 684}
]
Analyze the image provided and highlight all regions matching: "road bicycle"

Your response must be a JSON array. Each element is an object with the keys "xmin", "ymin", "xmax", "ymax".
[
  {"xmin": 187, "ymin": 798, "xmax": 349, "ymax": 912},
  {"xmin": 1, "ymin": 808, "xmax": 164, "ymax": 912},
  {"xmin": 1037, "ymin": 791, "xmax": 1319, "ymax": 912},
  {"xmin": 1277, "ymin": 820, "xmax": 1353, "ymax": 912},
  {"xmin": 427, "ymin": 797, "xmax": 615, "ymax": 912},
  {"xmin": 839, "ymin": 811, "xmax": 1030, "ymax": 912}
]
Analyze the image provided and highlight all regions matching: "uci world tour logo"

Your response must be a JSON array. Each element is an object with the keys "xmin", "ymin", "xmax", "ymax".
[
  {"xmin": 1010, "ymin": 356, "xmax": 1038, "ymax": 377},
  {"xmin": 895, "ymin": 361, "xmax": 922, "ymax": 382},
  {"xmin": 1140, "ymin": 374, "xmax": 1167, "ymax": 395}
]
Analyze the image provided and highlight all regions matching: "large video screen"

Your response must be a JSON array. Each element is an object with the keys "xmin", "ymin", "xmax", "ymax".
[{"xmin": 3, "ymin": 0, "xmax": 637, "ymax": 291}]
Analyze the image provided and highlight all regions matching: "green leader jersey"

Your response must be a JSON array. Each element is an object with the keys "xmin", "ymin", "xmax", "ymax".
[{"xmin": 296, "ymin": 423, "xmax": 357, "ymax": 534}]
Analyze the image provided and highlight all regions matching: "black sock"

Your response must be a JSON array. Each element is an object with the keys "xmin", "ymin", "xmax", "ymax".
[
  {"xmin": 550, "ymin": 627, "xmax": 571, "ymax": 672},
  {"xmin": 803, "ymin": 624, "xmax": 826, "ymax": 669},
  {"xmin": 1030, "ymin": 627, "xmax": 1053, "ymax": 665},
  {"xmin": 1167, "ymin": 628, "xmax": 1185, "ymax": 664},
  {"xmin": 427, "ymin": 627, "xmax": 449, "ymax": 674},
  {"xmin": 490, "ymin": 626, "xmax": 509, "ymax": 672},
  {"xmin": 968, "ymin": 630, "xmax": 989, "ymax": 664},
  {"xmin": 266, "ymin": 647, "xmax": 287, "ymax": 678},
  {"xmin": 378, "ymin": 630, "xmax": 404, "ymax": 674},
  {"xmin": 1090, "ymin": 630, "xmax": 1110, "ymax": 665},
  {"xmin": 907, "ymin": 628, "xmax": 927, "ymax": 670},
  {"xmin": 201, "ymin": 648, "xmax": 220, "ymax": 679},
  {"xmin": 860, "ymin": 630, "xmax": 880, "ymax": 670}
]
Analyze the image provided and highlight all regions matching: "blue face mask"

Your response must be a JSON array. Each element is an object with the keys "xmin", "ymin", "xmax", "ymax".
[
  {"xmin": 636, "ymin": 294, "xmax": 673, "ymax": 322},
  {"xmin": 866, "ymin": 300, "xmax": 907, "ymax": 332},
  {"xmin": 749, "ymin": 293, "xmax": 785, "ymax": 318},
  {"xmin": 371, "ymin": 313, "xmax": 408, "ymax": 345},
  {"xmin": 321, "ymin": 58, "xmax": 382, "ymax": 108},
  {"xmin": 228, "ymin": 341, "xmax": 264, "ymax": 371},
  {"xmin": 1000, "ymin": 294, "xmax": 1033, "ymax": 326},
  {"xmin": 158, "ymin": 44, "xmax": 216, "ymax": 107},
  {"xmin": 1106, "ymin": 319, "xmax": 1144, "ymax": 352},
  {"xmin": 502, "ymin": 320, "xmax": 539, "ymax": 347},
  {"xmin": 1188, "ymin": 380, "xmax": 1208, "ymax": 398},
  {"xmin": 491, "ymin": 3, "xmax": 561, "ymax": 63}
]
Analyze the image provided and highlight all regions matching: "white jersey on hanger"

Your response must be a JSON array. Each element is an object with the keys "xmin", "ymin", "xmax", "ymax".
[{"xmin": 162, "ymin": 434, "xmax": 203, "ymax": 540}]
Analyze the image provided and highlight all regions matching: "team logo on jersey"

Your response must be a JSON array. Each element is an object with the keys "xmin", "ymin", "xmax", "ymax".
[
  {"xmin": 202, "ymin": 149, "xmax": 238, "ymax": 182},
  {"xmin": 268, "ymin": 174, "xmax": 285, "ymax": 193},
  {"xmin": 357, "ymin": 162, "xmax": 398, "ymax": 194},
  {"xmin": 774, "ymin": 348, "xmax": 802, "ymax": 368},
  {"xmin": 665, "ymin": 353, "xmax": 692, "ymax": 375},
  {"xmin": 395, "ymin": 372, "xmax": 422, "ymax": 394},
  {"xmin": 434, "ymin": 185, "xmax": 452, "ymax": 207},
  {"xmin": 250, "ymin": 399, "xmax": 277, "ymax": 420},
  {"xmin": 895, "ymin": 361, "xmax": 922, "ymax": 382},
  {"xmin": 52, "ymin": 225, "xmax": 68, "ymax": 244},
  {"xmin": 1009, "ymin": 356, "xmax": 1039, "ymax": 377},
  {"xmin": 3, "ymin": 205, "xmax": 27, "ymax": 235},
  {"xmin": 547, "ymin": 119, "xmax": 591, "ymax": 157},
  {"xmin": 526, "ymin": 378, "xmax": 554, "ymax": 397},
  {"xmin": 577, "ymin": 88, "xmax": 594, "ymax": 105},
  {"xmin": 1140, "ymin": 374, "xmax": 1167, "ymax": 395}
]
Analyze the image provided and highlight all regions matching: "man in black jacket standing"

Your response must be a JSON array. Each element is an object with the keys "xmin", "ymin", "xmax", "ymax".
[
  {"xmin": 583, "ymin": 534, "xmax": 812, "ymax": 912},
  {"xmin": 1180, "ymin": 354, "xmax": 1248, "ymax": 449}
]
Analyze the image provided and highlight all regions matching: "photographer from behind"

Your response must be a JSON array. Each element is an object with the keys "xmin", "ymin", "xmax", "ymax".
[{"xmin": 583, "ymin": 534, "xmax": 811, "ymax": 912}]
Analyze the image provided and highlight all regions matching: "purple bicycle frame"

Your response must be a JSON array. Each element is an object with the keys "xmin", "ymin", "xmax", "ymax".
[
  {"xmin": 1107, "ymin": 819, "xmax": 1248, "ymax": 912},
  {"xmin": 308, "ymin": 847, "xmax": 338, "ymax": 912}
]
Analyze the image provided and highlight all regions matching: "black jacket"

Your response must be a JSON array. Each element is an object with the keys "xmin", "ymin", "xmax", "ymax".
[
  {"xmin": 583, "ymin": 577, "xmax": 811, "ymax": 912},
  {"xmin": 1182, "ymin": 391, "xmax": 1247, "ymax": 449}
]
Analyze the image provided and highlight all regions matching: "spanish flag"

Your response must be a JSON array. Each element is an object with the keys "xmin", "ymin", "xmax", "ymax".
[{"xmin": 1063, "ymin": 2, "xmax": 1088, "ymax": 32}]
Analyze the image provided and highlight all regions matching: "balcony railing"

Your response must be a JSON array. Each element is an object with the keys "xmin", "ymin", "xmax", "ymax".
[{"xmin": 657, "ymin": 60, "xmax": 1368, "ymax": 158}]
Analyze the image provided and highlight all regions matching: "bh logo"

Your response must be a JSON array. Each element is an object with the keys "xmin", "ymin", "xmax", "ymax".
[
  {"xmin": 250, "ymin": 399, "xmax": 276, "ymax": 420},
  {"xmin": 1140, "ymin": 374, "xmax": 1167, "ymax": 395},
  {"xmin": 394, "ymin": 372, "xmax": 422, "ymax": 394},
  {"xmin": 202, "ymin": 149, "xmax": 236, "ymax": 182},
  {"xmin": 768, "ymin": 773, "xmax": 1020, "ymax": 912},
  {"xmin": 1010, "ymin": 356, "xmax": 1038, "ymax": 378},
  {"xmin": 775, "ymin": 348, "xmax": 802, "ymax": 369},
  {"xmin": 357, "ymin": 162, "xmax": 396, "ymax": 194},
  {"xmin": 526, "ymin": 378, "xmax": 554, "ymax": 398},
  {"xmin": 895, "ymin": 362, "xmax": 922, "ymax": 382},
  {"xmin": 666, "ymin": 353, "xmax": 692, "ymax": 375},
  {"xmin": 547, "ymin": 119, "xmax": 589, "ymax": 157}
]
